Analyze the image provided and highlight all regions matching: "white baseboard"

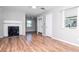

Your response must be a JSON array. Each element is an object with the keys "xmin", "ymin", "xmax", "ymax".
[
  {"xmin": 52, "ymin": 36, "xmax": 79, "ymax": 47},
  {"xmin": 0, "ymin": 36, "xmax": 3, "ymax": 38}
]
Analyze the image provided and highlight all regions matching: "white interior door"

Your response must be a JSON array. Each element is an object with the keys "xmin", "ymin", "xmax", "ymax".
[
  {"xmin": 46, "ymin": 13, "xmax": 53, "ymax": 37},
  {"xmin": 42, "ymin": 15, "xmax": 46, "ymax": 35},
  {"xmin": 37, "ymin": 16, "xmax": 43, "ymax": 33}
]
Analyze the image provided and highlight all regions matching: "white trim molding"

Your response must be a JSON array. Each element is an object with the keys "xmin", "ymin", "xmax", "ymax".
[
  {"xmin": 52, "ymin": 36, "xmax": 79, "ymax": 47},
  {"xmin": 4, "ymin": 20, "xmax": 22, "ymax": 24}
]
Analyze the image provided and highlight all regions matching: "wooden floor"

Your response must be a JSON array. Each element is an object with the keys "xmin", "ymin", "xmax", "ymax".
[{"xmin": 0, "ymin": 33, "xmax": 79, "ymax": 52}]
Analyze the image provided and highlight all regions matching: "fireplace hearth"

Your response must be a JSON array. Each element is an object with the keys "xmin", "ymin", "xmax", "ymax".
[{"xmin": 8, "ymin": 26, "xmax": 19, "ymax": 37}]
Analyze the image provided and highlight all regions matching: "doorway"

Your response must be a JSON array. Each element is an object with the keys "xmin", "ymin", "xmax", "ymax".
[{"xmin": 25, "ymin": 16, "xmax": 37, "ymax": 42}]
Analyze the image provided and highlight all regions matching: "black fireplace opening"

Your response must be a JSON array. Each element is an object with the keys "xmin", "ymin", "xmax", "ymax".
[{"xmin": 8, "ymin": 26, "xmax": 19, "ymax": 37}]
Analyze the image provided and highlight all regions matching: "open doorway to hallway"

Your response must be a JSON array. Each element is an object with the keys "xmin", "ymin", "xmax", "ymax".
[
  {"xmin": 25, "ymin": 15, "xmax": 37, "ymax": 33},
  {"xmin": 25, "ymin": 15, "xmax": 37, "ymax": 42}
]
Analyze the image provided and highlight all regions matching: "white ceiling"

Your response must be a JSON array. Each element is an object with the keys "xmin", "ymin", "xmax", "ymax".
[{"xmin": 1, "ymin": 6, "xmax": 57, "ymax": 16}]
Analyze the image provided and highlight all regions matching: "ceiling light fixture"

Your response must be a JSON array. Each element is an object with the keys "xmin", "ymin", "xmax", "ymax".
[{"xmin": 32, "ymin": 6, "xmax": 36, "ymax": 9}]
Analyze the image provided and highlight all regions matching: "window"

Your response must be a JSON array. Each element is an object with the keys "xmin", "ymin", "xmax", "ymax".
[
  {"xmin": 63, "ymin": 8, "xmax": 77, "ymax": 29},
  {"xmin": 65, "ymin": 16, "xmax": 77, "ymax": 28},
  {"xmin": 27, "ymin": 20, "xmax": 32, "ymax": 27}
]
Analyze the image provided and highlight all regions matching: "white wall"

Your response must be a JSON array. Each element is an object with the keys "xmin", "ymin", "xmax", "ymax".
[
  {"xmin": 0, "ymin": 8, "xmax": 3, "ymax": 37},
  {"xmin": 38, "ymin": 6, "xmax": 79, "ymax": 46},
  {"xmin": 52, "ymin": 6, "xmax": 79, "ymax": 45},
  {"xmin": 2, "ymin": 9, "xmax": 25, "ymax": 36}
]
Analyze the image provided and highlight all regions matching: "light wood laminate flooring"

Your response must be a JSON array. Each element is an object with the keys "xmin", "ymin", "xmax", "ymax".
[{"xmin": 0, "ymin": 33, "xmax": 79, "ymax": 52}]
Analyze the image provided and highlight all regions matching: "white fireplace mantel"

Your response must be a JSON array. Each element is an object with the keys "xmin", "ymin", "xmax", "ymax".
[
  {"xmin": 4, "ymin": 20, "xmax": 22, "ymax": 24},
  {"xmin": 3, "ymin": 20, "xmax": 22, "ymax": 37}
]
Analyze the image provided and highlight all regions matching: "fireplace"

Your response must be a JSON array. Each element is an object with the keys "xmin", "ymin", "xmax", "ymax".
[
  {"xmin": 3, "ymin": 20, "xmax": 23, "ymax": 37},
  {"xmin": 8, "ymin": 26, "xmax": 19, "ymax": 37}
]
